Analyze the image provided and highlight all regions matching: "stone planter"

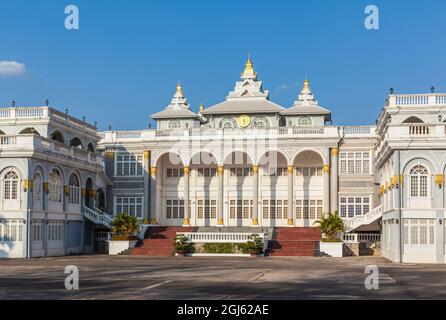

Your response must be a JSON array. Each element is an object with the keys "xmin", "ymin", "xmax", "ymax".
[
  {"xmin": 319, "ymin": 241, "xmax": 343, "ymax": 257},
  {"xmin": 107, "ymin": 240, "xmax": 138, "ymax": 255}
]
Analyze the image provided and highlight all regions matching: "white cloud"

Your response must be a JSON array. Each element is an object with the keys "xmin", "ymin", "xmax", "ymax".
[
  {"xmin": 275, "ymin": 82, "xmax": 299, "ymax": 94},
  {"xmin": 0, "ymin": 61, "xmax": 27, "ymax": 77}
]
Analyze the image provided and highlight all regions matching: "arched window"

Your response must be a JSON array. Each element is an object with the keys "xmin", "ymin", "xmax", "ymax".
[
  {"xmin": 252, "ymin": 117, "xmax": 270, "ymax": 128},
  {"xmin": 410, "ymin": 165, "xmax": 429, "ymax": 198},
  {"xmin": 168, "ymin": 120, "xmax": 181, "ymax": 129},
  {"xmin": 87, "ymin": 143, "xmax": 95, "ymax": 153},
  {"xmin": 68, "ymin": 173, "xmax": 80, "ymax": 205},
  {"xmin": 70, "ymin": 137, "xmax": 83, "ymax": 149},
  {"xmin": 298, "ymin": 116, "xmax": 313, "ymax": 127},
  {"xmin": 50, "ymin": 131, "xmax": 65, "ymax": 143},
  {"xmin": 3, "ymin": 169, "xmax": 19, "ymax": 200},
  {"xmin": 49, "ymin": 169, "xmax": 63, "ymax": 202},
  {"xmin": 19, "ymin": 127, "xmax": 40, "ymax": 135},
  {"xmin": 219, "ymin": 118, "xmax": 236, "ymax": 129},
  {"xmin": 33, "ymin": 171, "xmax": 42, "ymax": 207}
]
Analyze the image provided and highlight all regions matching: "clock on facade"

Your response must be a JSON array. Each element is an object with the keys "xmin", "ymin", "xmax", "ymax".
[{"xmin": 238, "ymin": 114, "xmax": 251, "ymax": 128}]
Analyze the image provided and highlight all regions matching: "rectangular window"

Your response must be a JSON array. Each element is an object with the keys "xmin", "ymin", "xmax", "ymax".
[
  {"xmin": 339, "ymin": 196, "xmax": 371, "ymax": 218},
  {"xmin": 115, "ymin": 196, "xmax": 143, "ymax": 218},
  {"xmin": 48, "ymin": 221, "xmax": 64, "ymax": 241},
  {"xmin": 115, "ymin": 154, "xmax": 143, "ymax": 176},
  {"xmin": 166, "ymin": 199, "xmax": 188, "ymax": 219},
  {"xmin": 296, "ymin": 199, "xmax": 323, "ymax": 220},
  {"xmin": 229, "ymin": 199, "xmax": 252, "ymax": 219},
  {"xmin": 404, "ymin": 219, "xmax": 436, "ymax": 246},
  {"xmin": 339, "ymin": 152, "xmax": 371, "ymax": 175}
]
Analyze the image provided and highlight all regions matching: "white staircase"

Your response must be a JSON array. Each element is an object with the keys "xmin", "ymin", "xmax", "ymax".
[
  {"xmin": 82, "ymin": 206, "xmax": 113, "ymax": 229},
  {"xmin": 343, "ymin": 205, "xmax": 383, "ymax": 233}
]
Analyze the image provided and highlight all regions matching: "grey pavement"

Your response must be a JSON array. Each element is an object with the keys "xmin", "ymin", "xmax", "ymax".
[{"xmin": 0, "ymin": 255, "xmax": 445, "ymax": 300}]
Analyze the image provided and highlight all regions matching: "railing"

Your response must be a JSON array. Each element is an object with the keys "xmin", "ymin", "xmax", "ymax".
[
  {"xmin": 389, "ymin": 93, "xmax": 446, "ymax": 107},
  {"xmin": 409, "ymin": 124, "xmax": 430, "ymax": 135},
  {"xmin": 343, "ymin": 205, "xmax": 383, "ymax": 232},
  {"xmin": 0, "ymin": 135, "xmax": 17, "ymax": 145},
  {"xmin": 178, "ymin": 232, "xmax": 266, "ymax": 244},
  {"xmin": 81, "ymin": 206, "xmax": 112, "ymax": 229},
  {"xmin": 343, "ymin": 126, "xmax": 372, "ymax": 134},
  {"xmin": 293, "ymin": 127, "xmax": 325, "ymax": 135},
  {"xmin": 343, "ymin": 233, "xmax": 381, "ymax": 243}
]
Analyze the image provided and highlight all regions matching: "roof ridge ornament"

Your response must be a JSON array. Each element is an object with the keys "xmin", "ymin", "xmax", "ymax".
[{"xmin": 241, "ymin": 53, "xmax": 257, "ymax": 80}]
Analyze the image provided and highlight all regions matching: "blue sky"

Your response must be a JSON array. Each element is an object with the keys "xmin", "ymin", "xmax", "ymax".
[{"xmin": 0, "ymin": 0, "xmax": 445, "ymax": 130}]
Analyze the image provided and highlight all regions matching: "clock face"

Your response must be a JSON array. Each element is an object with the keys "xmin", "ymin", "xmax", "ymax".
[{"xmin": 238, "ymin": 114, "xmax": 251, "ymax": 128}]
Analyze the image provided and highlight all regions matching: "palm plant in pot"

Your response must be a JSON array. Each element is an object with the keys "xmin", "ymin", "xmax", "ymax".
[
  {"xmin": 313, "ymin": 211, "xmax": 345, "ymax": 242},
  {"xmin": 173, "ymin": 234, "xmax": 193, "ymax": 256}
]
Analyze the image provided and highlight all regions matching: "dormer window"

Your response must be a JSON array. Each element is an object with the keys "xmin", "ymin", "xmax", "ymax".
[
  {"xmin": 252, "ymin": 117, "xmax": 270, "ymax": 128},
  {"xmin": 298, "ymin": 116, "xmax": 313, "ymax": 127},
  {"xmin": 168, "ymin": 120, "xmax": 181, "ymax": 129},
  {"xmin": 219, "ymin": 118, "xmax": 236, "ymax": 129}
]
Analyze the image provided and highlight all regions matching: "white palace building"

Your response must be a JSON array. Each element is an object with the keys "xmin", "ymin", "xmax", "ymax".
[{"xmin": 1, "ymin": 56, "xmax": 446, "ymax": 263}]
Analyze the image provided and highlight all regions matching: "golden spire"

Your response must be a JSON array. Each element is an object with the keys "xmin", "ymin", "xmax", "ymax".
[
  {"xmin": 199, "ymin": 102, "xmax": 205, "ymax": 112},
  {"xmin": 176, "ymin": 81, "xmax": 183, "ymax": 96},
  {"xmin": 241, "ymin": 52, "xmax": 256, "ymax": 79},
  {"xmin": 301, "ymin": 78, "xmax": 311, "ymax": 94}
]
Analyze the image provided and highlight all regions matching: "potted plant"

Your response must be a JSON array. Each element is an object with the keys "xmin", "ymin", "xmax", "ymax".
[
  {"xmin": 108, "ymin": 213, "xmax": 140, "ymax": 255},
  {"xmin": 240, "ymin": 234, "xmax": 264, "ymax": 257},
  {"xmin": 173, "ymin": 234, "xmax": 192, "ymax": 256},
  {"xmin": 314, "ymin": 212, "xmax": 345, "ymax": 257}
]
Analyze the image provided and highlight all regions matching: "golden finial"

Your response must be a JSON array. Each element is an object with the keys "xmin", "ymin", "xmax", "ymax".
[
  {"xmin": 304, "ymin": 78, "xmax": 309, "ymax": 90},
  {"xmin": 176, "ymin": 81, "xmax": 183, "ymax": 95},
  {"xmin": 242, "ymin": 52, "xmax": 256, "ymax": 79},
  {"xmin": 199, "ymin": 102, "xmax": 205, "ymax": 112}
]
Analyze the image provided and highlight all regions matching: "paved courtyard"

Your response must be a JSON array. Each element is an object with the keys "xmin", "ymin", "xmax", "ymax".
[{"xmin": 0, "ymin": 255, "xmax": 445, "ymax": 300}]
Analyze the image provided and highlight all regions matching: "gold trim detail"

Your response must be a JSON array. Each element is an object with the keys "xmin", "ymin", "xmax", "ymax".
[
  {"xmin": 331, "ymin": 148, "xmax": 339, "ymax": 157},
  {"xmin": 252, "ymin": 218, "xmax": 259, "ymax": 226},
  {"xmin": 287, "ymin": 165, "xmax": 294, "ymax": 174},
  {"xmin": 105, "ymin": 151, "xmax": 114, "ymax": 160},
  {"xmin": 143, "ymin": 150, "xmax": 150, "ymax": 159},
  {"xmin": 435, "ymin": 174, "xmax": 444, "ymax": 187},
  {"xmin": 217, "ymin": 218, "xmax": 224, "ymax": 225},
  {"xmin": 323, "ymin": 165, "xmax": 330, "ymax": 174},
  {"xmin": 23, "ymin": 179, "xmax": 33, "ymax": 192},
  {"xmin": 43, "ymin": 182, "xmax": 49, "ymax": 193},
  {"xmin": 183, "ymin": 218, "xmax": 191, "ymax": 226},
  {"xmin": 150, "ymin": 167, "xmax": 157, "ymax": 177},
  {"xmin": 217, "ymin": 166, "xmax": 224, "ymax": 176},
  {"xmin": 252, "ymin": 165, "xmax": 259, "ymax": 175},
  {"xmin": 63, "ymin": 185, "xmax": 70, "ymax": 194},
  {"xmin": 287, "ymin": 219, "xmax": 294, "ymax": 226},
  {"xmin": 184, "ymin": 166, "xmax": 190, "ymax": 176}
]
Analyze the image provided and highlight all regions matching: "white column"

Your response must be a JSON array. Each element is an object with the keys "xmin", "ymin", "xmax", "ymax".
[
  {"xmin": 323, "ymin": 164, "xmax": 330, "ymax": 214},
  {"xmin": 150, "ymin": 166, "xmax": 157, "ymax": 224},
  {"xmin": 183, "ymin": 166, "xmax": 191, "ymax": 226},
  {"xmin": 287, "ymin": 165, "xmax": 294, "ymax": 225},
  {"xmin": 330, "ymin": 148, "xmax": 339, "ymax": 212},
  {"xmin": 143, "ymin": 150, "xmax": 150, "ymax": 223},
  {"xmin": 252, "ymin": 165, "xmax": 259, "ymax": 226},
  {"xmin": 217, "ymin": 166, "xmax": 224, "ymax": 226}
]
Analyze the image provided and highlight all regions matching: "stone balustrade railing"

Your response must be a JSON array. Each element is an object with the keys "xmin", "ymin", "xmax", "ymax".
[
  {"xmin": 343, "ymin": 233, "xmax": 381, "ymax": 243},
  {"xmin": 99, "ymin": 125, "xmax": 375, "ymax": 144},
  {"xmin": 178, "ymin": 232, "xmax": 266, "ymax": 244},
  {"xmin": 388, "ymin": 93, "xmax": 446, "ymax": 107},
  {"xmin": 0, "ymin": 134, "xmax": 101, "ymax": 166},
  {"xmin": 344, "ymin": 205, "xmax": 383, "ymax": 232}
]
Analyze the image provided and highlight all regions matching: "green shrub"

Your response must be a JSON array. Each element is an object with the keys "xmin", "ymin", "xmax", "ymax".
[
  {"xmin": 238, "ymin": 234, "xmax": 264, "ymax": 254},
  {"xmin": 203, "ymin": 243, "xmax": 236, "ymax": 254}
]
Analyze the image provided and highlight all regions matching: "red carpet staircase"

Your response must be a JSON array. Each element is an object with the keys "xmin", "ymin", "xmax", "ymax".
[
  {"xmin": 131, "ymin": 226, "xmax": 194, "ymax": 256},
  {"xmin": 267, "ymin": 227, "xmax": 321, "ymax": 257}
]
